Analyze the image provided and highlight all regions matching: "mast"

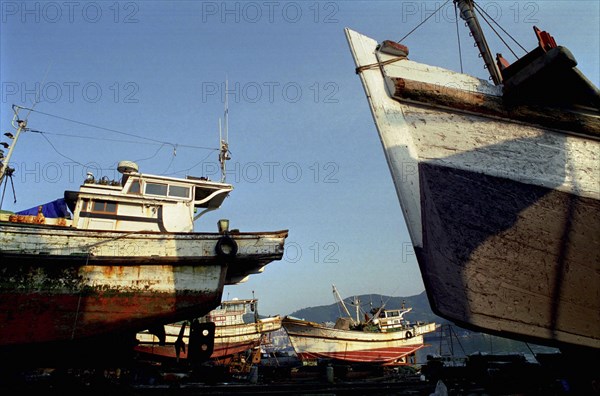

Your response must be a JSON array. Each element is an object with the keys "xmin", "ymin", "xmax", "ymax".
[
  {"xmin": 0, "ymin": 106, "xmax": 26, "ymax": 186},
  {"xmin": 353, "ymin": 296, "xmax": 361, "ymax": 323},
  {"xmin": 332, "ymin": 284, "xmax": 354, "ymax": 323},
  {"xmin": 218, "ymin": 79, "xmax": 231, "ymax": 183},
  {"xmin": 455, "ymin": 0, "xmax": 503, "ymax": 85}
]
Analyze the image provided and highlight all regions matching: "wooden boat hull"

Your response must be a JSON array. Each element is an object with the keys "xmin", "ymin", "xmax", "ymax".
[
  {"xmin": 346, "ymin": 28, "xmax": 600, "ymax": 351},
  {"xmin": 0, "ymin": 221, "xmax": 287, "ymax": 350},
  {"xmin": 282, "ymin": 317, "xmax": 436, "ymax": 365},
  {"xmin": 134, "ymin": 316, "xmax": 283, "ymax": 363}
]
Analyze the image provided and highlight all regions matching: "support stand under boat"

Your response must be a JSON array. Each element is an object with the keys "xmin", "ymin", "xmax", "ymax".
[{"xmin": 187, "ymin": 320, "xmax": 216, "ymax": 365}]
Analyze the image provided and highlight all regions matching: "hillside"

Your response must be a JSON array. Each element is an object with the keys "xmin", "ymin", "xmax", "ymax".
[{"xmin": 287, "ymin": 290, "xmax": 440, "ymax": 325}]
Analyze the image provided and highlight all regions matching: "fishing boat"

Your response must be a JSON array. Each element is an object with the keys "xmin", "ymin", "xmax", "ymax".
[
  {"xmin": 346, "ymin": 0, "xmax": 599, "ymax": 353},
  {"xmin": 0, "ymin": 105, "xmax": 288, "ymax": 365},
  {"xmin": 282, "ymin": 285, "xmax": 437, "ymax": 366},
  {"xmin": 134, "ymin": 298, "xmax": 282, "ymax": 365}
]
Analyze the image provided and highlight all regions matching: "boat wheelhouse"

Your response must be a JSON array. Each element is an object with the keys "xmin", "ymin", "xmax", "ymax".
[
  {"xmin": 374, "ymin": 305, "xmax": 416, "ymax": 333},
  {"xmin": 62, "ymin": 160, "xmax": 232, "ymax": 233}
]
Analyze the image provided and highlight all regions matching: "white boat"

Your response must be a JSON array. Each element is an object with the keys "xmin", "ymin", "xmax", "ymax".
[
  {"xmin": 0, "ymin": 105, "xmax": 288, "ymax": 365},
  {"xmin": 346, "ymin": 0, "xmax": 599, "ymax": 353},
  {"xmin": 282, "ymin": 285, "xmax": 437, "ymax": 366},
  {"xmin": 134, "ymin": 298, "xmax": 282, "ymax": 365}
]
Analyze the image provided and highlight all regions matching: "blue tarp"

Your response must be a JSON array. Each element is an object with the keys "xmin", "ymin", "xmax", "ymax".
[{"xmin": 16, "ymin": 198, "xmax": 71, "ymax": 218}]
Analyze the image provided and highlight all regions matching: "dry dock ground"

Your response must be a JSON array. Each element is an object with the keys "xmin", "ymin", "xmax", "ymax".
[{"xmin": 1, "ymin": 362, "xmax": 596, "ymax": 395}]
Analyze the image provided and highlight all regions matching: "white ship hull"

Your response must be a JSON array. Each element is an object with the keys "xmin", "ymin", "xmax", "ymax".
[
  {"xmin": 283, "ymin": 316, "xmax": 436, "ymax": 365},
  {"xmin": 346, "ymin": 28, "xmax": 600, "ymax": 351}
]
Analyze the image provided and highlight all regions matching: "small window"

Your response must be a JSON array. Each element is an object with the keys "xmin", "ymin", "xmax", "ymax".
[
  {"xmin": 169, "ymin": 185, "xmax": 190, "ymax": 198},
  {"xmin": 128, "ymin": 180, "xmax": 141, "ymax": 194},
  {"xmin": 91, "ymin": 200, "xmax": 117, "ymax": 213},
  {"xmin": 145, "ymin": 182, "xmax": 168, "ymax": 196}
]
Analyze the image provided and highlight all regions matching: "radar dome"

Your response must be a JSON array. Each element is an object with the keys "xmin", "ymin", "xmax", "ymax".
[{"xmin": 117, "ymin": 160, "xmax": 139, "ymax": 174}]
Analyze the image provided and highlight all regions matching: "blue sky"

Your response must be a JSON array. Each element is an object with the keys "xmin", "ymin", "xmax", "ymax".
[{"xmin": 1, "ymin": 1, "xmax": 598, "ymax": 316}]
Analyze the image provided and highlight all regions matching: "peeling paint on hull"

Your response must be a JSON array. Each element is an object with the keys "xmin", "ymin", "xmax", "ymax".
[
  {"xmin": 0, "ymin": 263, "xmax": 225, "ymax": 346},
  {"xmin": 0, "ymin": 222, "xmax": 288, "ymax": 350}
]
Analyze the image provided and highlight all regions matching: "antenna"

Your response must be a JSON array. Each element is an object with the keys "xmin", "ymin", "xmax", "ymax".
[
  {"xmin": 218, "ymin": 78, "xmax": 231, "ymax": 183},
  {"xmin": 0, "ymin": 107, "xmax": 29, "ymax": 209},
  {"xmin": 0, "ymin": 106, "xmax": 27, "ymax": 186},
  {"xmin": 224, "ymin": 77, "xmax": 229, "ymax": 143}
]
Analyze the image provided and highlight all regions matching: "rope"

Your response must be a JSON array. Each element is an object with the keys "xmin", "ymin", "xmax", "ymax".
[
  {"xmin": 474, "ymin": 1, "xmax": 527, "ymax": 56},
  {"xmin": 18, "ymin": 106, "xmax": 176, "ymax": 148},
  {"xmin": 474, "ymin": 4, "xmax": 519, "ymax": 59},
  {"xmin": 357, "ymin": 0, "xmax": 447, "ymax": 75},
  {"xmin": 39, "ymin": 132, "xmax": 87, "ymax": 168},
  {"xmin": 455, "ymin": 3, "xmax": 464, "ymax": 73},
  {"xmin": 29, "ymin": 129, "xmax": 216, "ymax": 151},
  {"xmin": 164, "ymin": 149, "xmax": 218, "ymax": 176},
  {"xmin": 355, "ymin": 55, "xmax": 407, "ymax": 74},
  {"xmin": 23, "ymin": 61, "xmax": 52, "ymax": 121},
  {"xmin": 397, "ymin": 0, "xmax": 451, "ymax": 43}
]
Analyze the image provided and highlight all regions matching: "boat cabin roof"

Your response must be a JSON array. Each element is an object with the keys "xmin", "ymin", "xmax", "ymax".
[
  {"xmin": 382, "ymin": 307, "xmax": 412, "ymax": 319},
  {"xmin": 64, "ymin": 167, "xmax": 233, "ymax": 213}
]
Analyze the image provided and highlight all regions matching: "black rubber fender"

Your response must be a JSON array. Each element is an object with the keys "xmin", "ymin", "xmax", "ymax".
[
  {"xmin": 406, "ymin": 331, "xmax": 413, "ymax": 339},
  {"xmin": 215, "ymin": 235, "xmax": 238, "ymax": 257}
]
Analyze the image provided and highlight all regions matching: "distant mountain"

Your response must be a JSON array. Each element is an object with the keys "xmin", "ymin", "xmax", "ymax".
[{"xmin": 287, "ymin": 290, "xmax": 442, "ymax": 325}]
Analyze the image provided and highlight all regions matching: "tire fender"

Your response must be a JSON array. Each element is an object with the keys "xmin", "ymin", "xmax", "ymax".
[{"xmin": 215, "ymin": 235, "xmax": 238, "ymax": 257}]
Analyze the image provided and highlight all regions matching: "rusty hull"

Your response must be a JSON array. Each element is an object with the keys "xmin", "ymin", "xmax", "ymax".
[{"xmin": 0, "ymin": 222, "xmax": 288, "ymax": 363}]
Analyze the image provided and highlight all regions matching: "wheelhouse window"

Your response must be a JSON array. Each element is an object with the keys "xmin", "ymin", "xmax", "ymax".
[
  {"xmin": 145, "ymin": 182, "xmax": 168, "ymax": 196},
  {"xmin": 91, "ymin": 200, "xmax": 117, "ymax": 213},
  {"xmin": 143, "ymin": 182, "xmax": 190, "ymax": 199},
  {"xmin": 128, "ymin": 180, "xmax": 141, "ymax": 194},
  {"xmin": 168, "ymin": 185, "xmax": 190, "ymax": 198}
]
